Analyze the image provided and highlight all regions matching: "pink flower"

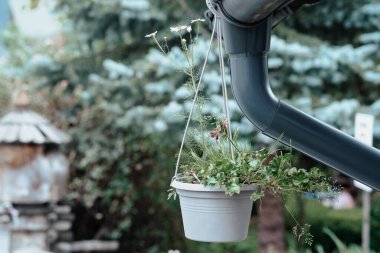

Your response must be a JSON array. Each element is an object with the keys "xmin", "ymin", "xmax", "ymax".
[{"xmin": 210, "ymin": 128, "xmax": 220, "ymax": 142}]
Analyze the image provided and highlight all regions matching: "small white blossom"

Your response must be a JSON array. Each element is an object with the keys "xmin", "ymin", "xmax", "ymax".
[
  {"xmin": 170, "ymin": 25, "xmax": 188, "ymax": 33},
  {"xmin": 191, "ymin": 18, "xmax": 205, "ymax": 23},
  {"xmin": 145, "ymin": 31, "xmax": 157, "ymax": 38},
  {"xmin": 186, "ymin": 26, "xmax": 192, "ymax": 33},
  {"xmin": 170, "ymin": 26, "xmax": 181, "ymax": 32}
]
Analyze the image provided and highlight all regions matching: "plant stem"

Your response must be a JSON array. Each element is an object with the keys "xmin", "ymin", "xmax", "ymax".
[
  {"xmin": 225, "ymin": 134, "xmax": 241, "ymax": 154},
  {"xmin": 284, "ymin": 202, "xmax": 301, "ymax": 227},
  {"xmin": 153, "ymin": 36, "xmax": 166, "ymax": 54}
]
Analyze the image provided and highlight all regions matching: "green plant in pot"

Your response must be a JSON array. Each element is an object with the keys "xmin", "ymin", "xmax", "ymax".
[
  {"xmin": 170, "ymin": 118, "xmax": 335, "ymax": 243},
  {"xmin": 146, "ymin": 20, "xmax": 336, "ymax": 244}
]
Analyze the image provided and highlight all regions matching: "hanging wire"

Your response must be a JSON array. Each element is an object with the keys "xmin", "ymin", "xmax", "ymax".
[
  {"xmin": 216, "ymin": 17, "xmax": 234, "ymax": 160},
  {"xmin": 173, "ymin": 11, "xmax": 235, "ymax": 181}
]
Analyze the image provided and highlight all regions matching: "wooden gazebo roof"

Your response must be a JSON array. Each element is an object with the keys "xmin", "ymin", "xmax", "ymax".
[{"xmin": 0, "ymin": 91, "xmax": 70, "ymax": 144}]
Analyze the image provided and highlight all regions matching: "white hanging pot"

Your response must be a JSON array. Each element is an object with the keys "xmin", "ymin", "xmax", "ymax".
[{"xmin": 171, "ymin": 180, "xmax": 257, "ymax": 242}]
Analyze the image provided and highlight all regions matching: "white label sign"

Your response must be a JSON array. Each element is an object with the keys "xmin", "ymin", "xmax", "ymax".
[
  {"xmin": 354, "ymin": 113, "xmax": 374, "ymax": 146},
  {"xmin": 354, "ymin": 113, "xmax": 374, "ymax": 192}
]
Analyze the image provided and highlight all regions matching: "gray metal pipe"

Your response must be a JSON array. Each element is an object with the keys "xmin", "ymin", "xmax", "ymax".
[
  {"xmin": 218, "ymin": 0, "xmax": 292, "ymax": 26},
  {"xmin": 221, "ymin": 17, "xmax": 380, "ymax": 191}
]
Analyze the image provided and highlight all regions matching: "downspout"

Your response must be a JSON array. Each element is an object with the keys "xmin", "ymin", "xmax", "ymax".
[{"xmin": 213, "ymin": 1, "xmax": 380, "ymax": 191}]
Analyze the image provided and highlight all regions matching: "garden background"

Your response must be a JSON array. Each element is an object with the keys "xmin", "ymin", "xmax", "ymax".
[{"xmin": 1, "ymin": 0, "xmax": 380, "ymax": 252}]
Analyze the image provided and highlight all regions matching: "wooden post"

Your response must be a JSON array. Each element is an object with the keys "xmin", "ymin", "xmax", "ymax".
[
  {"xmin": 362, "ymin": 191, "xmax": 371, "ymax": 253},
  {"xmin": 258, "ymin": 190, "xmax": 285, "ymax": 253},
  {"xmin": 354, "ymin": 113, "xmax": 374, "ymax": 253},
  {"xmin": 0, "ymin": 228, "xmax": 11, "ymax": 253},
  {"xmin": 0, "ymin": 166, "xmax": 3, "ymax": 202}
]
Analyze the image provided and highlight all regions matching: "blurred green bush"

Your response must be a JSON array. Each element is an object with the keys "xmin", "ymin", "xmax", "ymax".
[
  {"xmin": 286, "ymin": 196, "xmax": 380, "ymax": 252},
  {"xmin": 2, "ymin": 0, "xmax": 380, "ymax": 252},
  {"xmin": 184, "ymin": 229, "xmax": 258, "ymax": 253},
  {"xmin": 287, "ymin": 228, "xmax": 376, "ymax": 253},
  {"xmin": 370, "ymin": 193, "xmax": 380, "ymax": 252},
  {"xmin": 306, "ymin": 201, "xmax": 361, "ymax": 252}
]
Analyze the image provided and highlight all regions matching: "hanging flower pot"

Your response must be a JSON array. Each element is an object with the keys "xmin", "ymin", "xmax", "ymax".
[
  {"xmin": 171, "ymin": 180, "xmax": 256, "ymax": 242},
  {"xmin": 146, "ymin": 17, "xmax": 336, "ymax": 245}
]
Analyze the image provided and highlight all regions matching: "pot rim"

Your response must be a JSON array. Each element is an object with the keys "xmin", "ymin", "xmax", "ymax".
[{"xmin": 171, "ymin": 179, "xmax": 257, "ymax": 192}]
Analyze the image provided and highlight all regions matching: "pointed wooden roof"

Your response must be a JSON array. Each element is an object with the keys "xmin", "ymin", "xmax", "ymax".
[
  {"xmin": 0, "ymin": 91, "xmax": 70, "ymax": 144},
  {"xmin": 0, "ymin": 110, "xmax": 71, "ymax": 144}
]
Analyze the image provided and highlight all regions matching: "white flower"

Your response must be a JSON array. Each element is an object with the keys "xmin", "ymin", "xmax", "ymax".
[
  {"xmin": 191, "ymin": 18, "xmax": 205, "ymax": 23},
  {"xmin": 145, "ymin": 31, "xmax": 157, "ymax": 38},
  {"xmin": 186, "ymin": 26, "xmax": 192, "ymax": 33},
  {"xmin": 170, "ymin": 25, "xmax": 188, "ymax": 33},
  {"xmin": 170, "ymin": 26, "xmax": 181, "ymax": 32}
]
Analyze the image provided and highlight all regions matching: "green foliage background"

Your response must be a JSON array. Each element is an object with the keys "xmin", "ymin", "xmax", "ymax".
[{"xmin": 1, "ymin": 0, "xmax": 380, "ymax": 252}]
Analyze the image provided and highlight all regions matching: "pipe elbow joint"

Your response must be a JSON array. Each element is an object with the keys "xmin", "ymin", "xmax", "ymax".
[
  {"xmin": 221, "ymin": 17, "xmax": 279, "ymax": 131},
  {"xmin": 229, "ymin": 55, "xmax": 279, "ymax": 131}
]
